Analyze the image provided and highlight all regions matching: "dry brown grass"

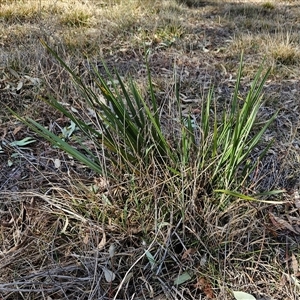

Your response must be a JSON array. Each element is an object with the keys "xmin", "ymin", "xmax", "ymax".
[{"xmin": 1, "ymin": 0, "xmax": 300, "ymax": 299}]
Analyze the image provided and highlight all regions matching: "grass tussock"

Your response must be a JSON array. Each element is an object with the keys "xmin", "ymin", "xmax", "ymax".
[
  {"xmin": 6, "ymin": 44, "xmax": 286, "ymax": 298},
  {"xmin": 59, "ymin": 7, "xmax": 96, "ymax": 27},
  {"xmin": 271, "ymin": 39, "xmax": 300, "ymax": 66},
  {"xmin": 1, "ymin": 0, "xmax": 300, "ymax": 299},
  {"xmin": 0, "ymin": 0, "xmax": 97, "ymax": 25},
  {"xmin": 12, "ymin": 45, "xmax": 278, "ymax": 205},
  {"xmin": 261, "ymin": 1, "xmax": 275, "ymax": 10}
]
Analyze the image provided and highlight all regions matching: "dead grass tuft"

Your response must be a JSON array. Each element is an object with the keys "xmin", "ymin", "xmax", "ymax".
[
  {"xmin": 60, "ymin": 9, "xmax": 95, "ymax": 28},
  {"xmin": 271, "ymin": 42, "xmax": 300, "ymax": 65},
  {"xmin": 261, "ymin": 1, "xmax": 275, "ymax": 9}
]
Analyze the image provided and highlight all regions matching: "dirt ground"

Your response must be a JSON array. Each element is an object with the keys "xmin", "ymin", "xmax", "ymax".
[{"xmin": 1, "ymin": 0, "xmax": 300, "ymax": 299}]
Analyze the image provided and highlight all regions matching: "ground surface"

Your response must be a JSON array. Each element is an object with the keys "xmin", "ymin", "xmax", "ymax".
[{"xmin": 1, "ymin": 0, "xmax": 300, "ymax": 299}]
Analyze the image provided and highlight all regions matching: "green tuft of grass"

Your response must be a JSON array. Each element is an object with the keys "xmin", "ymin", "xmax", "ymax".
[{"xmin": 9, "ymin": 43, "xmax": 278, "ymax": 208}]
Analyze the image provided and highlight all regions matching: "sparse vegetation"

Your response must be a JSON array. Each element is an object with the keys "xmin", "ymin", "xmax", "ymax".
[{"xmin": 1, "ymin": 0, "xmax": 300, "ymax": 299}]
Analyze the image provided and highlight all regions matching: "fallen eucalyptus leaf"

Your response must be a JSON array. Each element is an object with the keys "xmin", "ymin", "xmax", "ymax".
[
  {"xmin": 9, "ymin": 137, "xmax": 36, "ymax": 147},
  {"xmin": 103, "ymin": 267, "xmax": 115, "ymax": 282},
  {"xmin": 232, "ymin": 291, "xmax": 256, "ymax": 300},
  {"xmin": 174, "ymin": 272, "xmax": 192, "ymax": 285},
  {"xmin": 145, "ymin": 250, "xmax": 156, "ymax": 269}
]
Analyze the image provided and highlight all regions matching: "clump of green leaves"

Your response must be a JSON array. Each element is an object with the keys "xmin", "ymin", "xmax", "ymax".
[{"xmin": 10, "ymin": 43, "xmax": 277, "ymax": 207}]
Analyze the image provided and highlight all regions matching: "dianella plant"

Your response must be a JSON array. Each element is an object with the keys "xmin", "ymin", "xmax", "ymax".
[{"xmin": 10, "ymin": 42, "xmax": 277, "ymax": 208}]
